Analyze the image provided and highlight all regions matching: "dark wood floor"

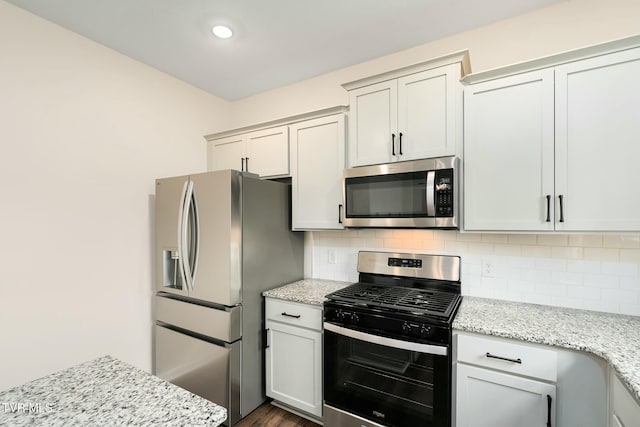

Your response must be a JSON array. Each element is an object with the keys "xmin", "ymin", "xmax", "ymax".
[{"xmin": 235, "ymin": 402, "xmax": 321, "ymax": 427}]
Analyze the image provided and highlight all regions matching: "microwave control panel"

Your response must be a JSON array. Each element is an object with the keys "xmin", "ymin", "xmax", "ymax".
[{"xmin": 434, "ymin": 169, "xmax": 454, "ymax": 217}]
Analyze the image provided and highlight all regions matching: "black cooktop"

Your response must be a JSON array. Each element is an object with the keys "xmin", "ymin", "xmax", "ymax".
[{"xmin": 327, "ymin": 282, "xmax": 460, "ymax": 319}]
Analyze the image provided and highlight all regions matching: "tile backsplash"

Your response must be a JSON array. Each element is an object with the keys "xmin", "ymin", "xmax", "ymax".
[{"xmin": 307, "ymin": 230, "xmax": 640, "ymax": 316}]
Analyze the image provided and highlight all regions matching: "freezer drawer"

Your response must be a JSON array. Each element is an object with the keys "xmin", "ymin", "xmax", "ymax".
[
  {"xmin": 154, "ymin": 325, "xmax": 240, "ymax": 426},
  {"xmin": 156, "ymin": 295, "xmax": 241, "ymax": 342}
]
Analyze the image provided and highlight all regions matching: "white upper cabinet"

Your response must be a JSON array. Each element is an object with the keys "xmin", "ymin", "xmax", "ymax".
[
  {"xmin": 397, "ymin": 65, "xmax": 459, "ymax": 161},
  {"xmin": 207, "ymin": 125, "xmax": 289, "ymax": 178},
  {"xmin": 554, "ymin": 47, "xmax": 640, "ymax": 232},
  {"xmin": 463, "ymin": 39, "xmax": 640, "ymax": 232},
  {"xmin": 344, "ymin": 52, "xmax": 468, "ymax": 167},
  {"xmin": 348, "ymin": 80, "xmax": 397, "ymax": 166},
  {"xmin": 290, "ymin": 113, "xmax": 346, "ymax": 230},
  {"xmin": 464, "ymin": 69, "xmax": 555, "ymax": 231},
  {"xmin": 210, "ymin": 134, "xmax": 245, "ymax": 172}
]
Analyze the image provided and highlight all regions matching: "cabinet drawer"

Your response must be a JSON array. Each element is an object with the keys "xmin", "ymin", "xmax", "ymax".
[
  {"xmin": 456, "ymin": 333, "xmax": 557, "ymax": 382},
  {"xmin": 266, "ymin": 298, "xmax": 322, "ymax": 331}
]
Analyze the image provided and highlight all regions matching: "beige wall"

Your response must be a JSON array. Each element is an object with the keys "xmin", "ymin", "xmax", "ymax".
[
  {"xmin": 0, "ymin": 0, "xmax": 230, "ymax": 390},
  {"xmin": 228, "ymin": 0, "xmax": 640, "ymax": 128}
]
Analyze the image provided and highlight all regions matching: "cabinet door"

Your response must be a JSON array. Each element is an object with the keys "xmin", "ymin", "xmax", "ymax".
[
  {"xmin": 290, "ymin": 114, "xmax": 345, "ymax": 230},
  {"xmin": 210, "ymin": 134, "xmax": 245, "ymax": 172},
  {"xmin": 555, "ymin": 47, "xmax": 640, "ymax": 231},
  {"xmin": 397, "ymin": 63, "xmax": 460, "ymax": 160},
  {"xmin": 245, "ymin": 126, "xmax": 290, "ymax": 178},
  {"xmin": 611, "ymin": 373, "xmax": 640, "ymax": 427},
  {"xmin": 265, "ymin": 320, "xmax": 322, "ymax": 417},
  {"xmin": 456, "ymin": 363, "xmax": 556, "ymax": 427},
  {"xmin": 463, "ymin": 69, "xmax": 555, "ymax": 231},
  {"xmin": 348, "ymin": 80, "xmax": 397, "ymax": 167}
]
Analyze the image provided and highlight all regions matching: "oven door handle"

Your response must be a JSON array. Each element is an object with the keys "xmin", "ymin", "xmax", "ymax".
[{"xmin": 324, "ymin": 322, "xmax": 448, "ymax": 356}]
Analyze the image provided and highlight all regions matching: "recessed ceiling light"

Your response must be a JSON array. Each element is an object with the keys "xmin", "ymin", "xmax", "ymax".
[{"xmin": 212, "ymin": 25, "xmax": 233, "ymax": 39}]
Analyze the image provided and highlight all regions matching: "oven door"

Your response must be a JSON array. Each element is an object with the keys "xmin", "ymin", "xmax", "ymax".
[{"xmin": 324, "ymin": 323, "xmax": 451, "ymax": 427}]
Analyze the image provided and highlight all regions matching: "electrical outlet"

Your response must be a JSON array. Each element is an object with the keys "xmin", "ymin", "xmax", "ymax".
[
  {"xmin": 328, "ymin": 249, "xmax": 336, "ymax": 264},
  {"xmin": 481, "ymin": 260, "xmax": 495, "ymax": 278}
]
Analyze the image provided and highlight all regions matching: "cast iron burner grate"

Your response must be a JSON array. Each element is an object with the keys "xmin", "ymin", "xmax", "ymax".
[{"xmin": 329, "ymin": 283, "xmax": 459, "ymax": 318}]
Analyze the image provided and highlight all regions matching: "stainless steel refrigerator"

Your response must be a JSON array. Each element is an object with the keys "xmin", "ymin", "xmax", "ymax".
[{"xmin": 153, "ymin": 170, "xmax": 304, "ymax": 426}]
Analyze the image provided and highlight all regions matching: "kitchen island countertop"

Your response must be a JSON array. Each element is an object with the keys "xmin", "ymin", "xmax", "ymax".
[
  {"xmin": 454, "ymin": 296, "xmax": 640, "ymax": 402},
  {"xmin": 0, "ymin": 355, "xmax": 226, "ymax": 426},
  {"xmin": 263, "ymin": 278, "xmax": 351, "ymax": 306}
]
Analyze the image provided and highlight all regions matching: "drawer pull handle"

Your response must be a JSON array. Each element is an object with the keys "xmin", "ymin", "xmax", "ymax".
[
  {"xmin": 281, "ymin": 312, "xmax": 301, "ymax": 319},
  {"xmin": 485, "ymin": 352, "xmax": 522, "ymax": 364}
]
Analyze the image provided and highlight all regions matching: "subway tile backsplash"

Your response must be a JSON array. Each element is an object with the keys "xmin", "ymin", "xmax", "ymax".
[{"xmin": 308, "ymin": 230, "xmax": 640, "ymax": 316}]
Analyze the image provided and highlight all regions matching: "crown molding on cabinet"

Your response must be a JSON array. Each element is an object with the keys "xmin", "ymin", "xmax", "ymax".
[
  {"xmin": 463, "ymin": 33, "xmax": 640, "ymax": 84},
  {"xmin": 204, "ymin": 106, "xmax": 348, "ymax": 142},
  {"xmin": 341, "ymin": 50, "xmax": 471, "ymax": 91}
]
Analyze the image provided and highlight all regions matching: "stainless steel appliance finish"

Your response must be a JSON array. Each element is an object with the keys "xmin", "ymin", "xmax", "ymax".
[
  {"xmin": 154, "ymin": 170, "xmax": 304, "ymax": 426},
  {"xmin": 323, "ymin": 251, "xmax": 462, "ymax": 427},
  {"xmin": 357, "ymin": 251, "xmax": 460, "ymax": 282},
  {"xmin": 324, "ymin": 322, "xmax": 448, "ymax": 356},
  {"xmin": 324, "ymin": 404, "xmax": 387, "ymax": 427},
  {"xmin": 342, "ymin": 156, "xmax": 459, "ymax": 229}
]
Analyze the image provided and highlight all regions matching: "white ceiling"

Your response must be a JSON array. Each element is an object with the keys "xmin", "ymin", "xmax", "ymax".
[{"xmin": 6, "ymin": 0, "xmax": 562, "ymax": 101}]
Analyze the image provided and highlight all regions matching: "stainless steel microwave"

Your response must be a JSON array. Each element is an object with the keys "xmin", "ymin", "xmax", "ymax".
[{"xmin": 342, "ymin": 156, "xmax": 459, "ymax": 228}]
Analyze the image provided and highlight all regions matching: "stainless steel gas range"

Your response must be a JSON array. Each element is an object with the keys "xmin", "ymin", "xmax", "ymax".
[{"xmin": 323, "ymin": 251, "xmax": 462, "ymax": 427}]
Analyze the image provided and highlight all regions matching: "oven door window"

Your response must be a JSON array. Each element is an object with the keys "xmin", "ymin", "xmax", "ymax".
[
  {"xmin": 324, "ymin": 329, "xmax": 450, "ymax": 427},
  {"xmin": 345, "ymin": 171, "xmax": 428, "ymax": 218}
]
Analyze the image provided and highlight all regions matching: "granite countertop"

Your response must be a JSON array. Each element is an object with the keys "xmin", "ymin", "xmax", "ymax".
[
  {"xmin": 0, "ymin": 355, "xmax": 226, "ymax": 427},
  {"xmin": 263, "ymin": 278, "xmax": 351, "ymax": 306},
  {"xmin": 454, "ymin": 296, "xmax": 640, "ymax": 402},
  {"xmin": 265, "ymin": 280, "xmax": 640, "ymax": 402}
]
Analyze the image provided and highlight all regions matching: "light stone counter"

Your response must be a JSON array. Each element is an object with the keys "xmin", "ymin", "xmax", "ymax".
[
  {"xmin": 263, "ymin": 278, "xmax": 351, "ymax": 306},
  {"xmin": 264, "ymin": 281, "xmax": 640, "ymax": 403},
  {"xmin": 454, "ymin": 296, "xmax": 640, "ymax": 402},
  {"xmin": 0, "ymin": 355, "xmax": 226, "ymax": 427}
]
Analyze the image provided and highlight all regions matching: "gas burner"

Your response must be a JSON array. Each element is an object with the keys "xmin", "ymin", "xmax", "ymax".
[
  {"xmin": 325, "ymin": 251, "xmax": 462, "ymax": 323},
  {"xmin": 328, "ymin": 282, "xmax": 459, "ymax": 319}
]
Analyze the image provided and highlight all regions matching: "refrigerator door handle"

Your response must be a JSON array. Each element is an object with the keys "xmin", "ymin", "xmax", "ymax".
[
  {"xmin": 176, "ymin": 179, "xmax": 189, "ymax": 289},
  {"xmin": 181, "ymin": 180, "xmax": 195, "ymax": 291},
  {"xmin": 189, "ymin": 181, "xmax": 200, "ymax": 290}
]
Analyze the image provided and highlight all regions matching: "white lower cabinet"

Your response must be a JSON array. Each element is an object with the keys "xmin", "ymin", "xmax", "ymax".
[
  {"xmin": 610, "ymin": 370, "xmax": 640, "ymax": 427},
  {"xmin": 265, "ymin": 298, "xmax": 323, "ymax": 419},
  {"xmin": 455, "ymin": 332, "xmax": 557, "ymax": 427},
  {"xmin": 456, "ymin": 363, "xmax": 556, "ymax": 427},
  {"xmin": 455, "ymin": 332, "xmax": 608, "ymax": 427}
]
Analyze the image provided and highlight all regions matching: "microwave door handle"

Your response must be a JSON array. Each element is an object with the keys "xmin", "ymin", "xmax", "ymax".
[{"xmin": 426, "ymin": 171, "xmax": 435, "ymax": 217}]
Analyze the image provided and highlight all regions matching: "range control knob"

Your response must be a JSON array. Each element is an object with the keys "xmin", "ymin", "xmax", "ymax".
[
  {"xmin": 336, "ymin": 310, "xmax": 346, "ymax": 322},
  {"xmin": 350, "ymin": 313, "xmax": 360, "ymax": 324},
  {"xmin": 401, "ymin": 322, "xmax": 411, "ymax": 335},
  {"xmin": 420, "ymin": 325, "xmax": 432, "ymax": 339}
]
